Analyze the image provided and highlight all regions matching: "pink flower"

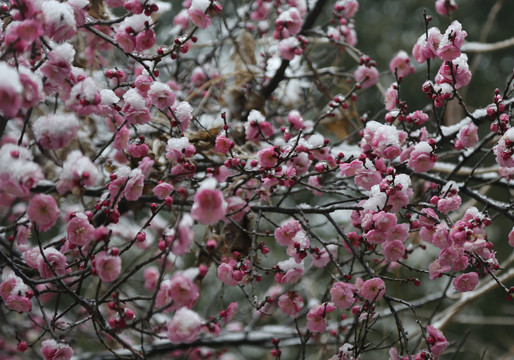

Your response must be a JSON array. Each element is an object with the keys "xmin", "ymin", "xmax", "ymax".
[
  {"xmin": 124, "ymin": 169, "xmax": 145, "ymax": 201},
  {"xmin": 5, "ymin": 293, "xmax": 32, "ymax": 313},
  {"xmin": 0, "ymin": 62, "xmax": 22, "ymax": 118},
  {"xmin": 435, "ymin": 57, "xmax": 472, "ymax": 91},
  {"xmin": 224, "ymin": 196, "xmax": 250, "ymax": 224},
  {"xmin": 166, "ymin": 137, "xmax": 196, "ymax": 163},
  {"xmin": 144, "ymin": 267, "xmax": 159, "ymax": 291},
  {"xmin": 494, "ymin": 127, "xmax": 514, "ymax": 168},
  {"xmin": 258, "ymin": 146, "xmax": 279, "ymax": 169},
  {"xmin": 509, "ymin": 228, "xmax": 514, "ymax": 247},
  {"xmin": 217, "ymin": 261, "xmax": 242, "ymax": 286},
  {"xmin": 172, "ymin": 214, "xmax": 195, "ymax": 255},
  {"xmin": 435, "ymin": 0, "xmax": 458, "ymax": 15},
  {"xmin": 354, "ymin": 65, "xmax": 379, "ymax": 88},
  {"xmin": 1, "ymin": 274, "xmax": 32, "ymax": 313},
  {"xmin": 153, "ymin": 182, "xmax": 174, "ymax": 200},
  {"xmin": 114, "ymin": 30, "xmax": 136, "ymax": 53},
  {"xmin": 274, "ymin": 218, "xmax": 302, "ymax": 247},
  {"xmin": 426, "ymin": 326, "xmax": 449, "ymax": 359},
  {"xmin": 412, "ymin": 27, "xmax": 442, "ymax": 63},
  {"xmin": 330, "ymin": 282, "xmax": 356, "ymax": 309},
  {"xmin": 167, "ymin": 307, "xmax": 203, "ymax": 344},
  {"xmin": 274, "ymin": 258, "xmax": 304, "ymax": 284},
  {"xmin": 148, "ymin": 81, "xmax": 176, "ymax": 110},
  {"xmin": 273, "ymin": 8, "xmax": 302, "ymax": 39},
  {"xmin": 384, "ymin": 83, "xmax": 398, "ymax": 111},
  {"xmin": 359, "ymin": 277, "xmax": 385, "ymax": 302},
  {"xmin": 33, "ymin": 113, "xmax": 79, "ymax": 150},
  {"xmin": 94, "ymin": 251, "xmax": 122, "ymax": 283},
  {"xmin": 428, "ymin": 259, "xmax": 451, "ymax": 280},
  {"xmin": 408, "ymin": 142, "xmax": 437, "ymax": 172},
  {"xmin": 66, "ymin": 213, "xmax": 95, "ymax": 247},
  {"xmin": 135, "ymin": 29, "xmax": 156, "ymax": 52},
  {"xmin": 409, "ymin": 110, "xmax": 429, "ymax": 126},
  {"xmin": 38, "ymin": 248, "xmax": 69, "ymax": 279},
  {"xmin": 41, "ymin": 339, "xmax": 74, "ymax": 360},
  {"xmin": 191, "ymin": 178, "xmax": 227, "ymax": 225},
  {"xmin": 453, "ymin": 272, "xmax": 479, "ymax": 292},
  {"xmin": 306, "ymin": 303, "xmax": 336, "ymax": 333},
  {"xmin": 389, "ymin": 51, "xmax": 415, "ymax": 77},
  {"xmin": 215, "ymin": 134, "xmax": 233, "ymax": 154},
  {"xmin": 455, "ymin": 122, "xmax": 478, "ymax": 150},
  {"xmin": 383, "ymin": 240, "xmax": 405, "ymax": 262},
  {"xmin": 437, "ymin": 21, "xmax": 467, "ymax": 61},
  {"xmin": 156, "ymin": 273, "xmax": 199, "ymax": 311},
  {"xmin": 278, "ymin": 291, "xmax": 304, "ymax": 317},
  {"xmin": 27, "ymin": 194, "xmax": 60, "ymax": 232},
  {"xmin": 278, "ymin": 37, "xmax": 301, "ymax": 60}
]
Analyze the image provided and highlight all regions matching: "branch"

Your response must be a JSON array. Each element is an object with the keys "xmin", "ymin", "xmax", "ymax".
[{"xmin": 461, "ymin": 37, "xmax": 514, "ymax": 53}]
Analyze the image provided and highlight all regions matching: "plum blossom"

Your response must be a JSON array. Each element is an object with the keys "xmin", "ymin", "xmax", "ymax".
[
  {"xmin": 188, "ymin": 0, "xmax": 212, "ymax": 29},
  {"xmin": 389, "ymin": 51, "xmax": 415, "ymax": 77},
  {"xmin": 435, "ymin": 0, "xmax": 458, "ymax": 15},
  {"xmin": 191, "ymin": 178, "xmax": 227, "ymax": 225},
  {"xmin": 354, "ymin": 64, "xmax": 379, "ymax": 88},
  {"xmin": 384, "ymin": 83, "xmax": 398, "ymax": 111},
  {"xmin": 156, "ymin": 273, "xmax": 199, "ymax": 311},
  {"xmin": 94, "ymin": 251, "xmax": 122, "ymax": 283},
  {"xmin": 148, "ymin": 81, "xmax": 176, "ymax": 109},
  {"xmin": 122, "ymin": 88, "xmax": 151, "ymax": 125},
  {"xmin": 274, "ymin": 218, "xmax": 303, "ymax": 246},
  {"xmin": 359, "ymin": 277, "xmax": 385, "ymax": 302},
  {"xmin": 57, "ymin": 150, "xmax": 99, "ymax": 194},
  {"xmin": 412, "ymin": 27, "xmax": 442, "ymax": 63},
  {"xmin": 167, "ymin": 308, "xmax": 203, "ymax": 344},
  {"xmin": 0, "ymin": 144, "xmax": 44, "ymax": 197},
  {"xmin": 435, "ymin": 54, "xmax": 471, "ymax": 89},
  {"xmin": 41, "ymin": 43, "xmax": 75, "ymax": 85},
  {"xmin": 41, "ymin": 0, "xmax": 77, "ymax": 42},
  {"xmin": 437, "ymin": 21, "xmax": 467, "ymax": 61},
  {"xmin": 493, "ymin": 127, "xmax": 514, "ymax": 167},
  {"xmin": 38, "ymin": 247, "xmax": 69, "ymax": 279},
  {"xmin": 273, "ymin": 8, "xmax": 302, "ymax": 39},
  {"xmin": 383, "ymin": 240, "xmax": 405, "ymax": 262},
  {"xmin": 455, "ymin": 121, "xmax": 478, "ymax": 150},
  {"xmin": 33, "ymin": 113, "xmax": 79, "ymax": 150},
  {"xmin": 426, "ymin": 326, "xmax": 449, "ymax": 358},
  {"xmin": 330, "ymin": 282, "xmax": 356, "ymax": 309},
  {"xmin": 41, "ymin": 339, "xmax": 74, "ymax": 360},
  {"xmin": 217, "ymin": 259, "xmax": 244, "ymax": 286},
  {"xmin": 274, "ymin": 258, "xmax": 304, "ymax": 284},
  {"xmin": 0, "ymin": 273, "xmax": 32, "ymax": 313},
  {"xmin": 306, "ymin": 302, "xmax": 336, "ymax": 333},
  {"xmin": 164, "ymin": 214, "xmax": 195, "ymax": 255},
  {"xmin": 166, "ymin": 137, "xmax": 196, "ymax": 163},
  {"xmin": 258, "ymin": 146, "xmax": 279, "ymax": 168},
  {"xmin": 66, "ymin": 213, "xmax": 95, "ymax": 247},
  {"xmin": 453, "ymin": 272, "xmax": 479, "ymax": 292},
  {"xmin": 408, "ymin": 142, "xmax": 437, "ymax": 172},
  {"xmin": 245, "ymin": 110, "xmax": 274, "ymax": 143},
  {"xmin": 278, "ymin": 291, "xmax": 304, "ymax": 317},
  {"xmin": 27, "ymin": 194, "xmax": 60, "ymax": 232}
]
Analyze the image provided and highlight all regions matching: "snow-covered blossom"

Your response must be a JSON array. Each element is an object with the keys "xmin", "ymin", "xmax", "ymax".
[
  {"xmin": 41, "ymin": 339, "xmax": 74, "ymax": 360},
  {"xmin": 0, "ymin": 144, "xmax": 44, "ymax": 197},
  {"xmin": 167, "ymin": 307, "xmax": 203, "ymax": 344},
  {"xmin": 33, "ymin": 113, "xmax": 79, "ymax": 150},
  {"xmin": 57, "ymin": 150, "xmax": 99, "ymax": 194}
]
